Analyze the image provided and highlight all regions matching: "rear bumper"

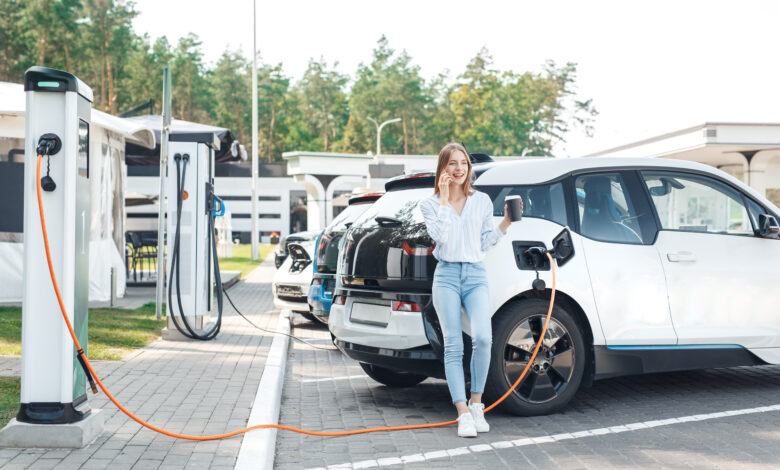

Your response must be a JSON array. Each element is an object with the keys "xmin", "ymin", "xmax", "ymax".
[
  {"xmin": 307, "ymin": 273, "xmax": 334, "ymax": 317},
  {"xmin": 329, "ymin": 288, "xmax": 445, "ymax": 377},
  {"xmin": 334, "ymin": 340, "xmax": 444, "ymax": 378}
]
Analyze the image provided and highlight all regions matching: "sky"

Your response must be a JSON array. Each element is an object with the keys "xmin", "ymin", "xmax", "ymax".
[{"xmin": 131, "ymin": 0, "xmax": 780, "ymax": 157}]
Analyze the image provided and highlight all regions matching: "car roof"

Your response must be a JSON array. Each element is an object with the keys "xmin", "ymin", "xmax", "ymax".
[
  {"xmin": 478, "ymin": 157, "xmax": 729, "ymax": 185},
  {"xmin": 384, "ymin": 162, "xmax": 497, "ymax": 192},
  {"xmin": 475, "ymin": 156, "xmax": 780, "ymax": 214}
]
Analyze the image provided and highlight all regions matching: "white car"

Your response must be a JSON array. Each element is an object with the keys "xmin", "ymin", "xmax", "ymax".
[
  {"xmin": 330, "ymin": 156, "xmax": 780, "ymax": 416},
  {"xmin": 272, "ymin": 233, "xmax": 318, "ymax": 321}
]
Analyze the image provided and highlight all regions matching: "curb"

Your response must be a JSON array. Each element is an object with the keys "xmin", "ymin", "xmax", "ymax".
[{"xmin": 235, "ymin": 309, "xmax": 292, "ymax": 470}]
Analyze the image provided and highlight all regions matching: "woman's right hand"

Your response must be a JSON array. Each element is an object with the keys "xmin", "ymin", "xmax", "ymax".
[{"xmin": 439, "ymin": 171, "xmax": 451, "ymax": 205}]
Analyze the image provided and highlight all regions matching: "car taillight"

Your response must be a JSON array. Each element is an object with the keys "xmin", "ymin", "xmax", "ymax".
[
  {"xmin": 402, "ymin": 243, "xmax": 435, "ymax": 256},
  {"xmin": 311, "ymin": 278, "xmax": 323, "ymax": 286},
  {"xmin": 317, "ymin": 235, "xmax": 328, "ymax": 255},
  {"xmin": 392, "ymin": 301, "xmax": 421, "ymax": 312},
  {"xmin": 333, "ymin": 295, "xmax": 346, "ymax": 305}
]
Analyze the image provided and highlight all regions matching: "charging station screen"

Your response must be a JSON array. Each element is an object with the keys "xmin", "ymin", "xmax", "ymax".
[{"xmin": 78, "ymin": 119, "xmax": 89, "ymax": 178}]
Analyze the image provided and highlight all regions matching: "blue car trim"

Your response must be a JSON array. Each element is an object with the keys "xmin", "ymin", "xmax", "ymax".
[{"xmin": 606, "ymin": 344, "xmax": 743, "ymax": 350}]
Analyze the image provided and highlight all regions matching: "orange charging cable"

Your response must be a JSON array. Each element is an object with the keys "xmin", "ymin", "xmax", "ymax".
[{"xmin": 35, "ymin": 154, "xmax": 556, "ymax": 439}]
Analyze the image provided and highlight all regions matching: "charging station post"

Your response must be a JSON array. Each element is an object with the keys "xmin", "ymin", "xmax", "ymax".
[
  {"xmin": 0, "ymin": 67, "xmax": 104, "ymax": 448},
  {"xmin": 162, "ymin": 133, "xmax": 224, "ymax": 340}
]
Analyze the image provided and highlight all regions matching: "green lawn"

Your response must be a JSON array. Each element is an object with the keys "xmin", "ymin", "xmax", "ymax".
[
  {"xmin": 0, "ymin": 303, "xmax": 166, "ymax": 361},
  {"xmin": 0, "ymin": 377, "xmax": 20, "ymax": 428},
  {"xmin": 218, "ymin": 243, "xmax": 276, "ymax": 279}
]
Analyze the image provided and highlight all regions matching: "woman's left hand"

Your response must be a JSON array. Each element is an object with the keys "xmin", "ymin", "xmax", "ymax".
[
  {"xmin": 498, "ymin": 203, "xmax": 513, "ymax": 234},
  {"xmin": 503, "ymin": 203, "xmax": 512, "ymax": 225}
]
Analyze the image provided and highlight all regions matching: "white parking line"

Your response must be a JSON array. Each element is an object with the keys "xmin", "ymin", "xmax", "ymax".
[
  {"xmin": 301, "ymin": 375, "xmax": 365, "ymax": 383},
  {"xmin": 305, "ymin": 403, "xmax": 780, "ymax": 470}
]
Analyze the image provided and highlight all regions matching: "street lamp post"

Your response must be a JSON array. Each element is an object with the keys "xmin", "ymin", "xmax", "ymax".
[
  {"xmin": 366, "ymin": 117, "xmax": 401, "ymax": 188},
  {"xmin": 250, "ymin": 0, "xmax": 258, "ymax": 260}
]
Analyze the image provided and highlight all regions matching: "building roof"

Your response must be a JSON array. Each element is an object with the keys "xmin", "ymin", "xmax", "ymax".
[{"xmin": 581, "ymin": 122, "xmax": 780, "ymax": 166}]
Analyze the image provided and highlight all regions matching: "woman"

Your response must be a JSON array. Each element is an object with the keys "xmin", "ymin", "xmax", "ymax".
[{"xmin": 420, "ymin": 142, "xmax": 520, "ymax": 438}]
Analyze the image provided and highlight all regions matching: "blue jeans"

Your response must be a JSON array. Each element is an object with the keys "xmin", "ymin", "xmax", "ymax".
[{"xmin": 432, "ymin": 261, "xmax": 492, "ymax": 404}]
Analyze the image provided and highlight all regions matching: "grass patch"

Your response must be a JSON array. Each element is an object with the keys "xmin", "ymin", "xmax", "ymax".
[
  {"xmin": 219, "ymin": 243, "xmax": 276, "ymax": 279},
  {"xmin": 0, "ymin": 303, "xmax": 166, "ymax": 361},
  {"xmin": 0, "ymin": 377, "xmax": 20, "ymax": 428}
]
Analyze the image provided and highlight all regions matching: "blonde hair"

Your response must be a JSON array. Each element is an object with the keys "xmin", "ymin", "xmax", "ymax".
[{"xmin": 433, "ymin": 142, "xmax": 474, "ymax": 196}]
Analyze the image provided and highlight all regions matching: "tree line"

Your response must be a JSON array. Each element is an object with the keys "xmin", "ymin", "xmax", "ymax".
[{"xmin": 0, "ymin": 0, "xmax": 597, "ymax": 160}]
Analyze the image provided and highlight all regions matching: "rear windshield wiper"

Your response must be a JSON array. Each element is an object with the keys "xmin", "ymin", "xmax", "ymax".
[{"xmin": 375, "ymin": 216, "xmax": 402, "ymax": 227}]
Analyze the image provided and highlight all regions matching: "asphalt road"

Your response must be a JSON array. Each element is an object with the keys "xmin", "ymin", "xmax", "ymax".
[{"xmin": 276, "ymin": 315, "xmax": 780, "ymax": 469}]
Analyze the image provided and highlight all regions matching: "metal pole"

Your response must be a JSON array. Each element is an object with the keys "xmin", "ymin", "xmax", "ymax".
[
  {"xmin": 366, "ymin": 117, "xmax": 400, "ymax": 189},
  {"xmin": 250, "ymin": 0, "xmax": 259, "ymax": 260},
  {"xmin": 155, "ymin": 64, "xmax": 172, "ymax": 320}
]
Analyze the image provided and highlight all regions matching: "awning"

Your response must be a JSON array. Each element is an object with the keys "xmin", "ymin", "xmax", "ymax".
[
  {"xmin": 124, "ymin": 115, "xmax": 247, "ymax": 165},
  {"xmin": 93, "ymin": 110, "xmax": 156, "ymax": 149},
  {"xmin": 0, "ymin": 81, "xmax": 156, "ymax": 149}
]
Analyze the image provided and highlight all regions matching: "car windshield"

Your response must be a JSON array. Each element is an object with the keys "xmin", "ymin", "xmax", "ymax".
[
  {"xmin": 350, "ymin": 188, "xmax": 431, "ymax": 229},
  {"xmin": 328, "ymin": 204, "xmax": 371, "ymax": 232}
]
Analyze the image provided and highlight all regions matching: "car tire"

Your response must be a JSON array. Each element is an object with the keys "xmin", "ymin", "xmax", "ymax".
[
  {"xmin": 484, "ymin": 298, "xmax": 585, "ymax": 416},
  {"xmin": 359, "ymin": 363, "xmax": 427, "ymax": 388}
]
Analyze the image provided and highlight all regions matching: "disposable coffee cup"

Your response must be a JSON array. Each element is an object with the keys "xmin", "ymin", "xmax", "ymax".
[{"xmin": 505, "ymin": 195, "xmax": 523, "ymax": 222}]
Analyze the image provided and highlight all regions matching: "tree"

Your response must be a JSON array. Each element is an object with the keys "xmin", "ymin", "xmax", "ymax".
[
  {"xmin": 80, "ymin": 0, "xmax": 138, "ymax": 114},
  {"xmin": 120, "ymin": 35, "xmax": 174, "ymax": 115},
  {"xmin": 294, "ymin": 57, "xmax": 348, "ymax": 152},
  {"xmin": 256, "ymin": 60, "xmax": 290, "ymax": 161},
  {"xmin": 0, "ymin": 0, "xmax": 28, "ymax": 82},
  {"xmin": 342, "ymin": 36, "xmax": 430, "ymax": 155},
  {"xmin": 210, "ymin": 49, "xmax": 251, "ymax": 145},
  {"xmin": 170, "ymin": 33, "xmax": 212, "ymax": 122}
]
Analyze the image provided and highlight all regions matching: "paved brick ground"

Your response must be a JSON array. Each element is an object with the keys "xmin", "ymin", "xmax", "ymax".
[
  {"xmin": 276, "ymin": 321, "xmax": 780, "ymax": 469},
  {"xmin": 0, "ymin": 258, "xmax": 279, "ymax": 470}
]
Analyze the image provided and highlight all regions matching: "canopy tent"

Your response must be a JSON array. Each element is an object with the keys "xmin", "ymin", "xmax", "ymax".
[
  {"xmin": 124, "ymin": 114, "xmax": 246, "ymax": 165},
  {"xmin": 0, "ymin": 81, "xmax": 156, "ymax": 303}
]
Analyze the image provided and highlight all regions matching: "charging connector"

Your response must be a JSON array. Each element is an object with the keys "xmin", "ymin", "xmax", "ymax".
[
  {"xmin": 37, "ymin": 134, "xmax": 62, "ymax": 192},
  {"xmin": 36, "ymin": 134, "xmax": 61, "ymax": 156}
]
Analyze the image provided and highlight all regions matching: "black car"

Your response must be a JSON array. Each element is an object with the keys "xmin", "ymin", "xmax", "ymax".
[
  {"xmin": 308, "ymin": 192, "xmax": 383, "ymax": 324},
  {"xmin": 330, "ymin": 156, "xmax": 497, "ymax": 387}
]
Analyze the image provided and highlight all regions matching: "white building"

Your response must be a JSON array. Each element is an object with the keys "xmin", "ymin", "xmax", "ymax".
[{"xmin": 126, "ymin": 152, "xmax": 445, "ymax": 240}]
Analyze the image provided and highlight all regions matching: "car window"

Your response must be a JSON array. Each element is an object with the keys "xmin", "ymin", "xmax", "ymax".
[
  {"xmin": 350, "ymin": 187, "xmax": 431, "ymax": 229},
  {"xmin": 328, "ymin": 204, "xmax": 371, "ymax": 232},
  {"xmin": 575, "ymin": 173, "xmax": 645, "ymax": 244},
  {"xmin": 641, "ymin": 171, "xmax": 753, "ymax": 236},
  {"xmin": 479, "ymin": 182, "xmax": 567, "ymax": 226},
  {"xmin": 744, "ymin": 197, "xmax": 768, "ymax": 233}
]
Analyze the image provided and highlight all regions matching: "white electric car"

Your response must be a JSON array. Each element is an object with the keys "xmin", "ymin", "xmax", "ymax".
[
  {"xmin": 329, "ymin": 156, "xmax": 780, "ymax": 416},
  {"xmin": 272, "ymin": 231, "xmax": 319, "ymax": 321}
]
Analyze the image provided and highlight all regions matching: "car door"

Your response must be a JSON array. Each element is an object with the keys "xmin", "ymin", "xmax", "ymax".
[
  {"xmin": 573, "ymin": 171, "xmax": 677, "ymax": 345},
  {"xmin": 640, "ymin": 170, "xmax": 780, "ymax": 348}
]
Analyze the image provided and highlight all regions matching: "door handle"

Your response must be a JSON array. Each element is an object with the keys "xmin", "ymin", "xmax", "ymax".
[{"xmin": 667, "ymin": 251, "xmax": 696, "ymax": 262}]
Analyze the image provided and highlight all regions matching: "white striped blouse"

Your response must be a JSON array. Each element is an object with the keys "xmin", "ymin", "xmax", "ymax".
[{"xmin": 419, "ymin": 191, "xmax": 505, "ymax": 263}]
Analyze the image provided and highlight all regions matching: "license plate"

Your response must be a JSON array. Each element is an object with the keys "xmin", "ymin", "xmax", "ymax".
[
  {"xmin": 350, "ymin": 303, "xmax": 391, "ymax": 327},
  {"xmin": 277, "ymin": 285, "xmax": 301, "ymax": 297}
]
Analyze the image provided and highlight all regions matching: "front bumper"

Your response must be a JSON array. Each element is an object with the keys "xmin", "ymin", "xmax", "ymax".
[{"xmin": 273, "ymin": 295, "xmax": 309, "ymax": 313}]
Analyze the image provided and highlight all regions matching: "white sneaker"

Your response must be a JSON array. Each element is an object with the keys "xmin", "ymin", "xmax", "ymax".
[
  {"xmin": 457, "ymin": 412, "xmax": 478, "ymax": 438},
  {"xmin": 468, "ymin": 401, "xmax": 490, "ymax": 433}
]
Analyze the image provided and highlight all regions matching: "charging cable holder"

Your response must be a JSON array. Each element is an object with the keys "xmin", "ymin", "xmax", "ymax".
[{"xmin": 37, "ymin": 134, "xmax": 61, "ymax": 192}]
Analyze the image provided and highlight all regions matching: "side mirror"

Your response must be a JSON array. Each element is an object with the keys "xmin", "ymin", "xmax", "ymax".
[{"xmin": 758, "ymin": 214, "xmax": 780, "ymax": 239}]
